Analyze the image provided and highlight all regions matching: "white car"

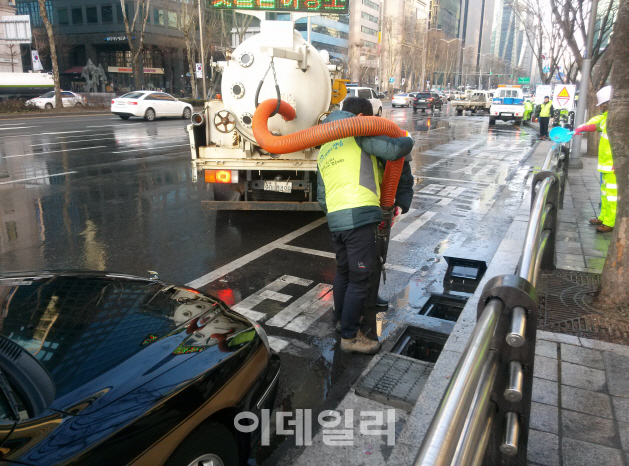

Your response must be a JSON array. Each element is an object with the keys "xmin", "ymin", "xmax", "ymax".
[
  {"xmin": 111, "ymin": 90, "xmax": 193, "ymax": 121},
  {"xmin": 342, "ymin": 87, "xmax": 383, "ymax": 116},
  {"xmin": 392, "ymin": 93, "xmax": 412, "ymax": 108},
  {"xmin": 27, "ymin": 91, "xmax": 86, "ymax": 109}
]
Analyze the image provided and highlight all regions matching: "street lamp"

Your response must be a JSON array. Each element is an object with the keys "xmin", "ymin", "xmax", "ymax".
[{"xmin": 438, "ymin": 38, "xmax": 460, "ymax": 90}]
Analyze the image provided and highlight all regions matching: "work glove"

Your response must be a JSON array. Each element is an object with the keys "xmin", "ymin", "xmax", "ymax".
[
  {"xmin": 574, "ymin": 124, "xmax": 597, "ymax": 135},
  {"xmin": 378, "ymin": 206, "xmax": 403, "ymax": 230}
]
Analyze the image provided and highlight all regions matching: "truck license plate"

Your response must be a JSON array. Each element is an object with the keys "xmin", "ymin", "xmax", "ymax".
[
  {"xmin": 264, "ymin": 181, "xmax": 292, "ymax": 193},
  {"xmin": 502, "ymin": 113, "xmax": 513, "ymax": 116}
]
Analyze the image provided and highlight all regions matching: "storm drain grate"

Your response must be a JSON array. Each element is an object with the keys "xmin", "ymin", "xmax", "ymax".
[
  {"xmin": 538, "ymin": 269, "xmax": 629, "ymax": 344},
  {"xmin": 355, "ymin": 352, "xmax": 433, "ymax": 412}
]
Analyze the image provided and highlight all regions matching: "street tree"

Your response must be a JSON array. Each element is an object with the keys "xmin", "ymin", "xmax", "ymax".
[
  {"xmin": 596, "ymin": 0, "xmax": 629, "ymax": 310},
  {"xmin": 120, "ymin": 0, "xmax": 151, "ymax": 90},
  {"xmin": 381, "ymin": 16, "xmax": 403, "ymax": 95},
  {"xmin": 176, "ymin": 0, "xmax": 198, "ymax": 99},
  {"xmin": 36, "ymin": 0, "xmax": 61, "ymax": 108}
]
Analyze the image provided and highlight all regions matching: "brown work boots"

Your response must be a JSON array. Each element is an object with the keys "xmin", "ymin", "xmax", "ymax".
[{"xmin": 341, "ymin": 330, "xmax": 381, "ymax": 354}]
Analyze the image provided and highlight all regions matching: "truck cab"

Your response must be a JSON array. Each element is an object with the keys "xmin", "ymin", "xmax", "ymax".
[{"xmin": 489, "ymin": 86, "xmax": 525, "ymax": 126}]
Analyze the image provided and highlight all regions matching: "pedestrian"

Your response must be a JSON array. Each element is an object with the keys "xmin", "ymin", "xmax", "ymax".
[
  {"xmin": 317, "ymin": 97, "xmax": 414, "ymax": 354},
  {"xmin": 538, "ymin": 96, "xmax": 553, "ymax": 140},
  {"xmin": 574, "ymin": 85, "xmax": 615, "ymax": 233},
  {"xmin": 524, "ymin": 99, "xmax": 533, "ymax": 121}
]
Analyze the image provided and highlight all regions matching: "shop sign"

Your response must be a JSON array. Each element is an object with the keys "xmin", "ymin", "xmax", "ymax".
[
  {"xmin": 108, "ymin": 66, "xmax": 164, "ymax": 74},
  {"xmin": 104, "ymin": 36, "xmax": 134, "ymax": 41}
]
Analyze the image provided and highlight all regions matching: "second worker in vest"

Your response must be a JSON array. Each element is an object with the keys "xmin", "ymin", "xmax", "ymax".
[
  {"xmin": 317, "ymin": 97, "xmax": 414, "ymax": 355},
  {"xmin": 575, "ymin": 85, "xmax": 615, "ymax": 233},
  {"xmin": 538, "ymin": 96, "xmax": 554, "ymax": 140}
]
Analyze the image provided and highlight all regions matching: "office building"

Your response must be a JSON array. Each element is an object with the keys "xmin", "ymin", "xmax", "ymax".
[
  {"xmin": 347, "ymin": 0, "xmax": 381, "ymax": 85},
  {"xmin": 0, "ymin": 0, "xmax": 23, "ymax": 72},
  {"xmin": 428, "ymin": 0, "xmax": 460, "ymax": 39}
]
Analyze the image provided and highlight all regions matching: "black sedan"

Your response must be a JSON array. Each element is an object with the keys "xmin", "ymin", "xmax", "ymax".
[
  {"xmin": 413, "ymin": 92, "xmax": 444, "ymax": 112},
  {"xmin": 0, "ymin": 271, "xmax": 280, "ymax": 466}
]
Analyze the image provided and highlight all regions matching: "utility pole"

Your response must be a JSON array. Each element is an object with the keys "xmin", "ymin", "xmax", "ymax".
[
  {"xmin": 198, "ymin": 0, "xmax": 207, "ymax": 99},
  {"xmin": 570, "ymin": 0, "xmax": 599, "ymax": 167}
]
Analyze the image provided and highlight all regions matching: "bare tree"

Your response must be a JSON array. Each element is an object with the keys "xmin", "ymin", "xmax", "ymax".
[
  {"xmin": 381, "ymin": 16, "xmax": 403, "ymax": 95},
  {"xmin": 120, "ymin": 0, "xmax": 151, "ymax": 90},
  {"xmin": 157, "ymin": 45, "xmax": 179, "ymax": 94},
  {"xmin": 596, "ymin": 0, "xmax": 627, "ymax": 310},
  {"xmin": 175, "ymin": 0, "xmax": 198, "ymax": 98},
  {"xmin": 233, "ymin": 11, "xmax": 253, "ymax": 47},
  {"xmin": 36, "ymin": 0, "xmax": 61, "ymax": 108}
]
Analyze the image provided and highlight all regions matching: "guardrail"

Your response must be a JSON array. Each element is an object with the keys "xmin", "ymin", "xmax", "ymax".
[{"xmin": 414, "ymin": 141, "xmax": 569, "ymax": 466}]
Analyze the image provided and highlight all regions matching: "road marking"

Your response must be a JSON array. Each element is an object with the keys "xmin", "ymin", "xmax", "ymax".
[
  {"xmin": 266, "ymin": 283, "xmax": 333, "ymax": 328},
  {"xmin": 413, "ymin": 176, "xmax": 489, "ymax": 185},
  {"xmin": 284, "ymin": 287, "xmax": 334, "ymax": 333},
  {"xmin": 268, "ymin": 336, "xmax": 290, "ymax": 352},
  {"xmin": 86, "ymin": 124, "xmax": 143, "ymax": 128},
  {"xmin": 0, "ymin": 126, "xmax": 37, "ymax": 131},
  {"xmin": 0, "ymin": 171, "xmax": 77, "ymax": 185},
  {"xmin": 392, "ymin": 211, "xmax": 437, "ymax": 242},
  {"xmin": 278, "ymin": 244, "xmax": 336, "ymax": 259},
  {"xmin": 28, "ymin": 135, "xmax": 159, "ymax": 147},
  {"xmin": 437, "ymin": 198, "xmax": 453, "ymax": 205},
  {"xmin": 110, "ymin": 143, "xmax": 189, "ymax": 154},
  {"xmin": 386, "ymin": 264, "xmax": 417, "ymax": 274},
  {"xmin": 3, "ymin": 145, "xmax": 108, "ymax": 158},
  {"xmin": 186, "ymin": 216, "xmax": 328, "ymax": 288}
]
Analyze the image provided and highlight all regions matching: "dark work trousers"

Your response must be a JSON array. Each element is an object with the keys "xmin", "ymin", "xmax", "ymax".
[
  {"xmin": 539, "ymin": 117, "xmax": 550, "ymax": 138},
  {"xmin": 331, "ymin": 223, "xmax": 378, "ymax": 339}
]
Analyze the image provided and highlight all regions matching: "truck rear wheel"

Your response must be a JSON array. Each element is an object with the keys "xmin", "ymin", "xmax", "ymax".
[
  {"xmin": 457, "ymin": 110, "xmax": 463, "ymax": 116},
  {"xmin": 514, "ymin": 118, "xmax": 522, "ymax": 126},
  {"xmin": 489, "ymin": 117, "xmax": 496, "ymax": 126}
]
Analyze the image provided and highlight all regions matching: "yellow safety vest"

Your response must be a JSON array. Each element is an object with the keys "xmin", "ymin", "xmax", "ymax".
[
  {"xmin": 586, "ymin": 112, "xmax": 613, "ymax": 173},
  {"xmin": 318, "ymin": 137, "xmax": 381, "ymax": 213},
  {"xmin": 539, "ymin": 101, "xmax": 553, "ymax": 117}
]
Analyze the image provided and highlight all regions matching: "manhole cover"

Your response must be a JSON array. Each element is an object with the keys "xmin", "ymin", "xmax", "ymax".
[
  {"xmin": 538, "ymin": 269, "xmax": 629, "ymax": 344},
  {"xmin": 355, "ymin": 353, "xmax": 433, "ymax": 412}
]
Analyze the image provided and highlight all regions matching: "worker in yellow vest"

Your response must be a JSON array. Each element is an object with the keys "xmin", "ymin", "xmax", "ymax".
[
  {"xmin": 575, "ymin": 85, "xmax": 615, "ymax": 232},
  {"xmin": 538, "ymin": 96, "xmax": 554, "ymax": 140},
  {"xmin": 317, "ymin": 97, "xmax": 414, "ymax": 354}
]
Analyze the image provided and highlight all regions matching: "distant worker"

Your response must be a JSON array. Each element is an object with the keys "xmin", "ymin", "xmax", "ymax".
[
  {"xmin": 524, "ymin": 99, "xmax": 533, "ymax": 121},
  {"xmin": 575, "ymin": 85, "xmax": 615, "ymax": 233},
  {"xmin": 317, "ymin": 97, "xmax": 414, "ymax": 355},
  {"xmin": 538, "ymin": 96, "xmax": 554, "ymax": 140}
]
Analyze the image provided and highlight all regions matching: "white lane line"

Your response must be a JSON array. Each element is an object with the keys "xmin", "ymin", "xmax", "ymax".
[
  {"xmin": 413, "ymin": 176, "xmax": 489, "ymax": 185},
  {"xmin": 394, "ymin": 208, "xmax": 416, "ymax": 225},
  {"xmin": 268, "ymin": 336, "xmax": 290, "ymax": 352},
  {"xmin": 437, "ymin": 198, "xmax": 453, "ymax": 205},
  {"xmin": 3, "ymin": 145, "xmax": 108, "ymax": 158},
  {"xmin": 186, "ymin": 217, "xmax": 328, "ymax": 288},
  {"xmin": 0, "ymin": 123, "xmax": 40, "ymax": 127},
  {"xmin": 86, "ymin": 124, "xmax": 143, "ymax": 127},
  {"xmin": 0, "ymin": 171, "xmax": 77, "ymax": 185},
  {"xmin": 392, "ymin": 211, "xmax": 437, "ymax": 242},
  {"xmin": 266, "ymin": 283, "xmax": 333, "ymax": 328},
  {"xmin": 386, "ymin": 264, "xmax": 418, "ymax": 274},
  {"xmin": 278, "ymin": 244, "xmax": 336, "ymax": 259},
  {"xmin": 284, "ymin": 288, "xmax": 334, "ymax": 333},
  {"xmin": 0, "ymin": 126, "xmax": 37, "ymax": 131},
  {"xmin": 29, "ymin": 135, "xmax": 158, "ymax": 147},
  {"xmin": 110, "ymin": 143, "xmax": 189, "ymax": 154}
]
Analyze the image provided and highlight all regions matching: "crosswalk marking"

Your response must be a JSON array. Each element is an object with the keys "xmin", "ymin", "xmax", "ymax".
[
  {"xmin": 284, "ymin": 288, "xmax": 334, "ymax": 333},
  {"xmin": 268, "ymin": 336, "xmax": 290, "ymax": 352},
  {"xmin": 266, "ymin": 283, "xmax": 333, "ymax": 328},
  {"xmin": 392, "ymin": 211, "xmax": 437, "ymax": 242}
]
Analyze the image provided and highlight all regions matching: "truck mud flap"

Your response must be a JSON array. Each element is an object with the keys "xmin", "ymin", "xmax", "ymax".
[{"xmin": 201, "ymin": 200, "xmax": 322, "ymax": 211}]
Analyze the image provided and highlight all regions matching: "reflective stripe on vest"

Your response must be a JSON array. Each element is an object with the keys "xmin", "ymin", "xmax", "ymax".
[
  {"xmin": 598, "ymin": 164, "xmax": 614, "ymax": 172},
  {"xmin": 318, "ymin": 136, "xmax": 381, "ymax": 214},
  {"xmin": 606, "ymin": 195, "xmax": 618, "ymax": 201},
  {"xmin": 606, "ymin": 184, "xmax": 618, "ymax": 189},
  {"xmin": 601, "ymin": 132, "xmax": 608, "ymax": 139}
]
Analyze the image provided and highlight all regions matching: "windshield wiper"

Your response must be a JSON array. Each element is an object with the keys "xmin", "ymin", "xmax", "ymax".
[{"xmin": 0, "ymin": 368, "xmax": 20, "ymax": 421}]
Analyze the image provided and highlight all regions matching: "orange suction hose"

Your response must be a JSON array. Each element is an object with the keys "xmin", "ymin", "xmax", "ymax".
[{"xmin": 252, "ymin": 99, "xmax": 408, "ymax": 207}]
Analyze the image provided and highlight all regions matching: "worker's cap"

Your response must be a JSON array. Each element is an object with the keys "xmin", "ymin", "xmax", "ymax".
[
  {"xmin": 596, "ymin": 85, "xmax": 612, "ymax": 106},
  {"xmin": 544, "ymin": 96, "xmax": 549, "ymax": 99}
]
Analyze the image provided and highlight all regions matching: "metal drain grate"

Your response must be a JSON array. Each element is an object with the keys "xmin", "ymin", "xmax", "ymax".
[
  {"xmin": 538, "ymin": 269, "xmax": 629, "ymax": 344},
  {"xmin": 355, "ymin": 353, "xmax": 433, "ymax": 412}
]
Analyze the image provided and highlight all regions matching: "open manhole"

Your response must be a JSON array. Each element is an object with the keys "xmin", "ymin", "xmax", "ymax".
[
  {"xmin": 420, "ymin": 293, "xmax": 468, "ymax": 322},
  {"xmin": 443, "ymin": 256, "xmax": 487, "ymax": 294},
  {"xmin": 391, "ymin": 326, "xmax": 448, "ymax": 363}
]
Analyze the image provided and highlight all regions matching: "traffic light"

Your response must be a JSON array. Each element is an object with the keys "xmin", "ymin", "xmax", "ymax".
[
  {"xmin": 510, "ymin": 74, "xmax": 513, "ymax": 77},
  {"xmin": 497, "ymin": 74, "xmax": 501, "ymax": 77},
  {"xmin": 489, "ymin": 71, "xmax": 493, "ymax": 75}
]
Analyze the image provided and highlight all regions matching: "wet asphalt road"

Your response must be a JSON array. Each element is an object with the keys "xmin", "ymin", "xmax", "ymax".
[{"xmin": 0, "ymin": 103, "xmax": 537, "ymax": 464}]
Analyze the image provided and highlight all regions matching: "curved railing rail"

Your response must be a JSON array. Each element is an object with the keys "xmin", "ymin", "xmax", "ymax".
[{"xmin": 415, "ymin": 142, "xmax": 569, "ymax": 466}]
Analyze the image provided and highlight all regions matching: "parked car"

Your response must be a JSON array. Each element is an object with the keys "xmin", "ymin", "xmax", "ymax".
[
  {"xmin": 111, "ymin": 90, "xmax": 193, "ymax": 121},
  {"xmin": 26, "ymin": 90, "xmax": 86, "ymax": 109},
  {"xmin": 0, "ymin": 271, "xmax": 280, "ymax": 466},
  {"xmin": 413, "ymin": 92, "xmax": 443, "ymax": 112},
  {"xmin": 392, "ymin": 93, "xmax": 412, "ymax": 107},
  {"xmin": 342, "ymin": 87, "xmax": 383, "ymax": 116}
]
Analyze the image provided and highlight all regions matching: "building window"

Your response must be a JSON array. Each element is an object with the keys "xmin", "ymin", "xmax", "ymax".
[
  {"xmin": 168, "ymin": 11, "xmax": 177, "ymax": 28},
  {"xmin": 361, "ymin": 25, "xmax": 378, "ymax": 36},
  {"xmin": 154, "ymin": 8, "xmax": 164, "ymax": 25},
  {"xmin": 117, "ymin": 3, "xmax": 132, "ymax": 23},
  {"xmin": 361, "ymin": 0, "xmax": 379, "ymax": 11},
  {"xmin": 361, "ymin": 11, "xmax": 378, "ymax": 23},
  {"xmin": 71, "ymin": 8, "xmax": 83, "ymax": 25},
  {"xmin": 58, "ymin": 9, "xmax": 68, "ymax": 25},
  {"xmin": 101, "ymin": 5, "xmax": 113, "ymax": 23},
  {"xmin": 17, "ymin": 1, "xmax": 52, "ymax": 28},
  {"xmin": 363, "ymin": 40, "xmax": 377, "ymax": 48},
  {"xmin": 86, "ymin": 6, "xmax": 97, "ymax": 24},
  {"xmin": 312, "ymin": 41, "xmax": 347, "ymax": 56},
  {"xmin": 324, "ymin": 13, "xmax": 349, "ymax": 24}
]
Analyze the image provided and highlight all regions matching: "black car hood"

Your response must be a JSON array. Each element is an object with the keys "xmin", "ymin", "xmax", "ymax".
[{"xmin": 0, "ymin": 271, "xmax": 254, "ymax": 416}]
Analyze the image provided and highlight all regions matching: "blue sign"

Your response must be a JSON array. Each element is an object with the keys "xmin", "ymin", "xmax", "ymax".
[
  {"xmin": 542, "ymin": 65, "xmax": 550, "ymax": 73},
  {"xmin": 389, "ymin": 77, "xmax": 394, "ymax": 83}
]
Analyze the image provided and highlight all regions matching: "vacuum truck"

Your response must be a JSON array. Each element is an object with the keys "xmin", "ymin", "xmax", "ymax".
[
  {"xmin": 0, "ymin": 72, "xmax": 54, "ymax": 100},
  {"xmin": 188, "ymin": 20, "xmax": 347, "ymax": 210}
]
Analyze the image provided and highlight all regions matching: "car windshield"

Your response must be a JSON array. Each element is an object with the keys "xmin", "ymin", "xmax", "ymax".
[
  {"xmin": 40, "ymin": 92, "xmax": 54, "ymax": 98},
  {"xmin": 416, "ymin": 93, "xmax": 431, "ymax": 98},
  {"xmin": 0, "ymin": 276, "xmax": 198, "ymax": 397},
  {"xmin": 120, "ymin": 92, "xmax": 144, "ymax": 99},
  {"xmin": 395, "ymin": 94, "xmax": 408, "ymax": 97}
]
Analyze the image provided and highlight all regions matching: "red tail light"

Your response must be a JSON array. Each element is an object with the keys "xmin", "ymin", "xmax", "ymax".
[
  {"xmin": 204, "ymin": 170, "xmax": 239, "ymax": 184},
  {"xmin": 111, "ymin": 100, "xmax": 115, "ymax": 104},
  {"xmin": 128, "ymin": 102, "xmax": 138, "ymax": 105},
  {"xmin": 428, "ymin": 98, "xmax": 433, "ymax": 101}
]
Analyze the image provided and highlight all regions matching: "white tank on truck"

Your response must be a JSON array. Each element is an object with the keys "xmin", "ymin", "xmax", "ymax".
[
  {"xmin": 0, "ymin": 72, "xmax": 54, "ymax": 100},
  {"xmin": 188, "ymin": 19, "xmax": 347, "ymax": 210}
]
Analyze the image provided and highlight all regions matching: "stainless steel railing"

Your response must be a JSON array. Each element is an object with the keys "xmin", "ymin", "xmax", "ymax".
[{"xmin": 414, "ymin": 141, "xmax": 569, "ymax": 466}]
